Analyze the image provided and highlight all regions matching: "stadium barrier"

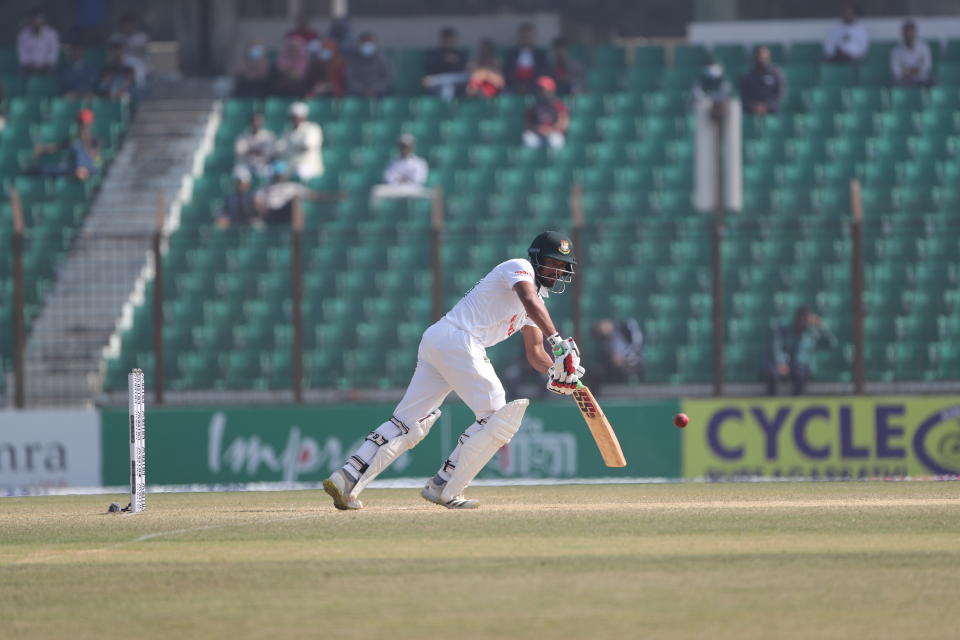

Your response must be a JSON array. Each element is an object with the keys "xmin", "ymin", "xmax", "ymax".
[
  {"xmin": 4, "ymin": 396, "xmax": 958, "ymax": 493},
  {"xmin": 99, "ymin": 400, "xmax": 682, "ymax": 486},
  {"xmin": 683, "ymin": 396, "xmax": 960, "ymax": 479}
]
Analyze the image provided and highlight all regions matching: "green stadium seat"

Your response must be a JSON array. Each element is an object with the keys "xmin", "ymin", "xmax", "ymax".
[
  {"xmin": 673, "ymin": 44, "xmax": 708, "ymax": 68},
  {"xmin": 712, "ymin": 44, "xmax": 747, "ymax": 74},
  {"xmin": 632, "ymin": 45, "xmax": 666, "ymax": 69},
  {"xmin": 783, "ymin": 64, "xmax": 818, "ymax": 91},
  {"xmin": 929, "ymin": 86, "xmax": 960, "ymax": 110},
  {"xmin": 677, "ymin": 345, "xmax": 712, "ymax": 383},
  {"xmin": 820, "ymin": 64, "xmax": 857, "ymax": 86},
  {"xmin": 873, "ymin": 112, "xmax": 916, "ymax": 137},
  {"xmin": 787, "ymin": 42, "xmax": 824, "ymax": 64}
]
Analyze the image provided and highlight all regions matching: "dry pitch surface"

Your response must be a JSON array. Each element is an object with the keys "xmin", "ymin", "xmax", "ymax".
[{"xmin": 2, "ymin": 482, "xmax": 959, "ymax": 640}]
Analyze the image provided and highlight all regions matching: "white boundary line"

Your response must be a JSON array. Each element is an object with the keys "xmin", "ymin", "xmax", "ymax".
[{"xmin": 4, "ymin": 474, "xmax": 958, "ymax": 498}]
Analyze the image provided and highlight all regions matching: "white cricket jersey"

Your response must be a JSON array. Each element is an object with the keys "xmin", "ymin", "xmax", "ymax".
[{"xmin": 443, "ymin": 259, "xmax": 547, "ymax": 348}]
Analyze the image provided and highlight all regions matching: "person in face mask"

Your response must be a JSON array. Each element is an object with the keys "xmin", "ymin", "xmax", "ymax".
[
  {"xmin": 235, "ymin": 39, "xmax": 272, "ymax": 98},
  {"xmin": 347, "ymin": 32, "xmax": 393, "ymax": 97},
  {"xmin": 305, "ymin": 38, "xmax": 346, "ymax": 98}
]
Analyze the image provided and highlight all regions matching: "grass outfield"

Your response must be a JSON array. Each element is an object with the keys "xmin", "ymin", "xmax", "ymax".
[{"xmin": 1, "ymin": 482, "xmax": 958, "ymax": 640}]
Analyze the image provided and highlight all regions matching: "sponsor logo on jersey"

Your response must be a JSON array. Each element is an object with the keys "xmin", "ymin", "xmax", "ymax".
[
  {"xmin": 506, "ymin": 314, "xmax": 519, "ymax": 337},
  {"xmin": 514, "ymin": 270, "xmax": 532, "ymax": 277},
  {"xmin": 558, "ymin": 240, "xmax": 571, "ymax": 254}
]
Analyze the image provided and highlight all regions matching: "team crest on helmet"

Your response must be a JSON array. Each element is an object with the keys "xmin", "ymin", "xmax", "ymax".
[{"xmin": 558, "ymin": 239, "xmax": 571, "ymax": 255}]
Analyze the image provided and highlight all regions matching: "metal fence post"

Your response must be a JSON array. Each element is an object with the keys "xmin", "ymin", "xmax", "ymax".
[
  {"xmin": 10, "ymin": 189, "xmax": 26, "ymax": 408},
  {"xmin": 850, "ymin": 179, "xmax": 865, "ymax": 394},
  {"xmin": 430, "ymin": 187, "xmax": 444, "ymax": 323},
  {"xmin": 570, "ymin": 183, "xmax": 584, "ymax": 343},
  {"xmin": 711, "ymin": 101, "xmax": 726, "ymax": 397},
  {"xmin": 292, "ymin": 198, "xmax": 304, "ymax": 403}
]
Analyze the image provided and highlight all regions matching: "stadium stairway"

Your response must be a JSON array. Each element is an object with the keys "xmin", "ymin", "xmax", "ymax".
[{"xmin": 22, "ymin": 96, "xmax": 217, "ymax": 407}]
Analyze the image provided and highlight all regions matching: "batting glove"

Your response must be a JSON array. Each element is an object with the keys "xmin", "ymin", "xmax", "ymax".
[
  {"xmin": 546, "ymin": 334, "xmax": 582, "ymax": 382},
  {"xmin": 546, "ymin": 375, "xmax": 579, "ymax": 396}
]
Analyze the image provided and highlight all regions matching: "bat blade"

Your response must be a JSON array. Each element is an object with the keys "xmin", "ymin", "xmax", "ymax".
[{"xmin": 572, "ymin": 386, "xmax": 626, "ymax": 467}]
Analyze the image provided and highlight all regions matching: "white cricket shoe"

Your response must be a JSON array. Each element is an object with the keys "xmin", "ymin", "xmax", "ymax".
[
  {"xmin": 421, "ymin": 477, "xmax": 479, "ymax": 509},
  {"xmin": 323, "ymin": 469, "xmax": 363, "ymax": 510}
]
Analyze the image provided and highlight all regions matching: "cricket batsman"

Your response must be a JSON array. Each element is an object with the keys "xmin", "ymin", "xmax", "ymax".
[{"xmin": 323, "ymin": 230, "xmax": 584, "ymax": 510}]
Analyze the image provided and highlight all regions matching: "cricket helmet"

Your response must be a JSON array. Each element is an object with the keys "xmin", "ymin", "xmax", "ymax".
[{"xmin": 528, "ymin": 230, "xmax": 576, "ymax": 294}]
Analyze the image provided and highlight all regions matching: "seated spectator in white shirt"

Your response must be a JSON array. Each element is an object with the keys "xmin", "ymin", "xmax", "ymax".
[
  {"xmin": 275, "ymin": 101, "xmax": 324, "ymax": 181},
  {"xmin": 371, "ymin": 134, "xmax": 431, "ymax": 202},
  {"xmin": 17, "ymin": 7, "xmax": 60, "ymax": 74},
  {"xmin": 891, "ymin": 20, "xmax": 932, "ymax": 87},
  {"xmin": 824, "ymin": 3, "xmax": 869, "ymax": 64},
  {"xmin": 234, "ymin": 112, "xmax": 276, "ymax": 177},
  {"xmin": 384, "ymin": 134, "xmax": 429, "ymax": 186}
]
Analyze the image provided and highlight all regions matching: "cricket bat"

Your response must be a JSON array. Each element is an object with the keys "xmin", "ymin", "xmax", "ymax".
[{"xmin": 572, "ymin": 385, "xmax": 627, "ymax": 467}]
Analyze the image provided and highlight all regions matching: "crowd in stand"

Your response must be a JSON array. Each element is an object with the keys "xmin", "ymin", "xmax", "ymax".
[
  {"xmin": 739, "ymin": 5, "xmax": 934, "ymax": 116},
  {"xmin": 224, "ymin": 7, "xmax": 941, "ymax": 393},
  {"xmin": 234, "ymin": 17, "xmax": 583, "ymax": 101},
  {"xmin": 12, "ymin": 6, "xmax": 148, "ymax": 100},
  {"xmin": 3, "ymin": 6, "xmax": 150, "ymax": 182}
]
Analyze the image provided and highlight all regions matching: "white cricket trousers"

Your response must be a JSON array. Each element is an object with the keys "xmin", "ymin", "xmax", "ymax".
[{"xmin": 393, "ymin": 318, "xmax": 507, "ymax": 426}]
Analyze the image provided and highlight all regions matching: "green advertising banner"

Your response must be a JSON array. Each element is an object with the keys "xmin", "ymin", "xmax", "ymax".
[
  {"xmin": 682, "ymin": 396, "xmax": 960, "ymax": 480},
  {"xmin": 101, "ymin": 399, "xmax": 681, "ymax": 485}
]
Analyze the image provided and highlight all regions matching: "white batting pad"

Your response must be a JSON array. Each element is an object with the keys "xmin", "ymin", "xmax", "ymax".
[
  {"xmin": 441, "ymin": 399, "xmax": 528, "ymax": 501},
  {"xmin": 350, "ymin": 409, "xmax": 442, "ymax": 497}
]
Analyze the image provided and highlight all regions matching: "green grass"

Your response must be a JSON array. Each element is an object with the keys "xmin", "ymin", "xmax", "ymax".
[{"xmin": 2, "ymin": 482, "xmax": 959, "ymax": 639}]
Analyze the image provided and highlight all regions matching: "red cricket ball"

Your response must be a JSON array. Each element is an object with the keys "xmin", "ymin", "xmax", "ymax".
[{"xmin": 674, "ymin": 413, "xmax": 689, "ymax": 428}]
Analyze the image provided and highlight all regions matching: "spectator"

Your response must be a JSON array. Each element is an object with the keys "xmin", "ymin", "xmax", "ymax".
[
  {"xmin": 465, "ymin": 39, "xmax": 504, "ymax": 98},
  {"xmin": 110, "ymin": 13, "xmax": 150, "ymax": 87},
  {"xmin": 824, "ymin": 3, "xmax": 869, "ymax": 64},
  {"xmin": 739, "ymin": 45, "xmax": 785, "ymax": 115},
  {"xmin": 216, "ymin": 166, "xmax": 259, "ymax": 229},
  {"xmin": 590, "ymin": 319, "xmax": 645, "ymax": 390},
  {"xmin": 60, "ymin": 43, "xmax": 99, "ymax": 98},
  {"xmin": 96, "ymin": 41, "xmax": 136, "ymax": 99},
  {"xmin": 275, "ymin": 102, "xmax": 323, "ymax": 181},
  {"xmin": 305, "ymin": 38, "xmax": 346, "ymax": 98},
  {"xmin": 504, "ymin": 23, "xmax": 548, "ymax": 94},
  {"xmin": 891, "ymin": 20, "xmax": 932, "ymax": 87},
  {"xmin": 522, "ymin": 76, "xmax": 569, "ymax": 150},
  {"xmin": 384, "ymin": 133, "xmax": 428, "ymax": 186},
  {"xmin": 548, "ymin": 37, "xmax": 585, "ymax": 95},
  {"xmin": 422, "ymin": 27, "xmax": 469, "ymax": 100},
  {"xmin": 17, "ymin": 7, "xmax": 60, "ymax": 74},
  {"xmin": 764, "ymin": 307, "xmax": 837, "ymax": 396},
  {"xmin": 234, "ymin": 112, "xmax": 276, "ymax": 178},
  {"xmin": 255, "ymin": 162, "xmax": 320, "ymax": 225},
  {"xmin": 371, "ymin": 133, "xmax": 430, "ymax": 202},
  {"xmin": 347, "ymin": 32, "xmax": 392, "ymax": 97},
  {"xmin": 234, "ymin": 40, "xmax": 272, "ymax": 98},
  {"xmin": 272, "ymin": 35, "xmax": 311, "ymax": 97},
  {"xmin": 287, "ymin": 12, "xmax": 320, "ymax": 46},
  {"xmin": 31, "ymin": 107, "xmax": 101, "ymax": 181}
]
